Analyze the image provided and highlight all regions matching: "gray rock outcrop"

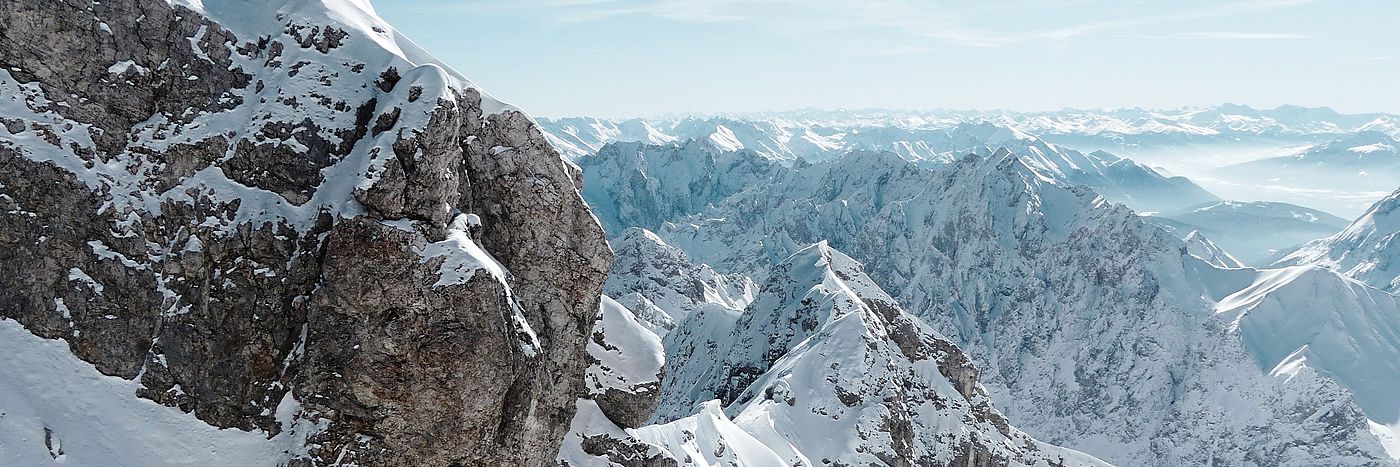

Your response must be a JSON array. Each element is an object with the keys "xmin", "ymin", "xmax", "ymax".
[{"xmin": 0, "ymin": 0, "xmax": 610, "ymax": 465}]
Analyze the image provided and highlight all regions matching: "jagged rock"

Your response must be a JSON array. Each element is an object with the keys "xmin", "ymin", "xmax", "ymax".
[
  {"xmin": 0, "ymin": 0, "xmax": 609, "ymax": 465},
  {"xmin": 604, "ymin": 228, "xmax": 755, "ymax": 335},
  {"xmin": 575, "ymin": 140, "xmax": 787, "ymax": 235},
  {"xmin": 584, "ymin": 242, "xmax": 1108, "ymax": 466}
]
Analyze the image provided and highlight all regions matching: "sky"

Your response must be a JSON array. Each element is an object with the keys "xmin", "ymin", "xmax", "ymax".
[{"xmin": 371, "ymin": 0, "xmax": 1400, "ymax": 118}]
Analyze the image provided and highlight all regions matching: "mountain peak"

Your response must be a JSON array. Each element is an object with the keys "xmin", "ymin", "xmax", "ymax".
[{"xmin": 1275, "ymin": 186, "xmax": 1400, "ymax": 292}]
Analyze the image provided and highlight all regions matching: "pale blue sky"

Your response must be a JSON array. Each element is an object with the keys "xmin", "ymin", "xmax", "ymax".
[{"xmin": 372, "ymin": 0, "xmax": 1399, "ymax": 118}]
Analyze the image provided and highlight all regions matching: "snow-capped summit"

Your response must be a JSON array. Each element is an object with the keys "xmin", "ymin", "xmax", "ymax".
[
  {"xmin": 1183, "ymin": 230, "xmax": 1245, "ymax": 268},
  {"xmin": 568, "ymin": 241, "xmax": 1110, "ymax": 466},
  {"xmin": 1276, "ymin": 187, "xmax": 1400, "ymax": 293}
]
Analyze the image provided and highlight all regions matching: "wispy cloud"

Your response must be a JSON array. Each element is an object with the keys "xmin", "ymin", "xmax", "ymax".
[
  {"xmin": 1141, "ymin": 31, "xmax": 1312, "ymax": 40},
  {"xmin": 458, "ymin": 0, "xmax": 1327, "ymax": 49}
]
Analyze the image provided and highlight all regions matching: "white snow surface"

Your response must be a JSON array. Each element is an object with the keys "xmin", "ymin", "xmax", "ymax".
[
  {"xmin": 414, "ymin": 214, "xmax": 510, "ymax": 288},
  {"xmin": 0, "ymin": 318, "xmax": 320, "ymax": 466},
  {"xmin": 1217, "ymin": 266, "xmax": 1400, "ymax": 433},
  {"xmin": 586, "ymin": 296, "xmax": 665, "ymax": 396}
]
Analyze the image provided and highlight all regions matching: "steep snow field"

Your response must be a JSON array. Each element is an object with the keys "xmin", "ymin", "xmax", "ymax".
[
  {"xmin": 0, "ymin": 318, "xmax": 316, "ymax": 465},
  {"xmin": 1278, "ymin": 188, "xmax": 1400, "ymax": 293}
]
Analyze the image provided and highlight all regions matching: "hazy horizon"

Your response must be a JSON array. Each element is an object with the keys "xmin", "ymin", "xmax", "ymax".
[{"xmin": 525, "ymin": 103, "xmax": 1398, "ymax": 121}]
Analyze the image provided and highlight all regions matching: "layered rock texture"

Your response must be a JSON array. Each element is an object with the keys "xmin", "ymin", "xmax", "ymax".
[{"xmin": 0, "ymin": 0, "xmax": 609, "ymax": 465}]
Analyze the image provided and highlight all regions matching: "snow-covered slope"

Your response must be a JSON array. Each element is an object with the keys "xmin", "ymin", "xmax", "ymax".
[
  {"xmin": 1216, "ymin": 266, "xmax": 1400, "ymax": 457},
  {"xmin": 1145, "ymin": 200, "xmax": 1350, "ymax": 265},
  {"xmin": 564, "ymin": 243, "xmax": 1110, "ymax": 467},
  {"xmin": 0, "ymin": 318, "xmax": 321, "ymax": 465},
  {"xmin": 1275, "ymin": 187, "xmax": 1400, "ymax": 293},
  {"xmin": 583, "ymin": 296, "xmax": 666, "ymax": 428},
  {"xmin": 580, "ymin": 142, "xmax": 1398, "ymax": 465}
]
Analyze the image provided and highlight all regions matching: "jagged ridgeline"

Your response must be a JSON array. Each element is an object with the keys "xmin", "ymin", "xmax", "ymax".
[
  {"xmin": 0, "ymin": 0, "xmax": 610, "ymax": 465},
  {"xmin": 572, "ymin": 140, "xmax": 1400, "ymax": 466}
]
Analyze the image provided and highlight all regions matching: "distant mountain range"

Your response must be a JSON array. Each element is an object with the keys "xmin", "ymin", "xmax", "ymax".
[
  {"xmin": 1215, "ymin": 131, "xmax": 1400, "ymax": 200},
  {"xmin": 540, "ymin": 104, "xmax": 1400, "ymax": 158},
  {"xmin": 571, "ymin": 122, "xmax": 1222, "ymax": 216},
  {"xmin": 541, "ymin": 105, "xmax": 1400, "ymax": 217},
  {"xmin": 1144, "ymin": 201, "xmax": 1351, "ymax": 265}
]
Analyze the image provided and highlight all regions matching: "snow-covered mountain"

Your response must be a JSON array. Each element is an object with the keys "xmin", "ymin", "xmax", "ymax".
[
  {"xmin": 547, "ymin": 106, "xmax": 1400, "ymax": 217},
  {"xmin": 579, "ymin": 141, "xmax": 1400, "ymax": 465},
  {"xmin": 1215, "ymin": 265, "xmax": 1400, "ymax": 457},
  {"xmin": 603, "ymin": 228, "xmax": 756, "ymax": 335},
  {"xmin": 541, "ymin": 105, "xmax": 1400, "ymax": 158},
  {"xmin": 953, "ymin": 126, "xmax": 1220, "ymax": 213},
  {"xmin": 576, "ymin": 140, "xmax": 787, "ymax": 235},
  {"xmin": 1229, "ymin": 131, "xmax": 1400, "ymax": 171},
  {"xmin": 1183, "ymin": 230, "xmax": 1245, "ymax": 269},
  {"xmin": 1144, "ymin": 201, "xmax": 1350, "ymax": 265},
  {"xmin": 562, "ymin": 242, "xmax": 1110, "ymax": 466},
  {"xmin": 0, "ymin": 1, "xmax": 611, "ymax": 465},
  {"xmin": 985, "ymin": 104, "xmax": 1400, "ymax": 149},
  {"xmin": 1275, "ymin": 187, "xmax": 1400, "ymax": 293},
  {"xmin": 577, "ymin": 133, "xmax": 1217, "ymax": 229}
]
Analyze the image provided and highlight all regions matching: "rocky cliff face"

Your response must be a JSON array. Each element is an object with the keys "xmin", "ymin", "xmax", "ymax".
[{"xmin": 0, "ymin": 0, "xmax": 609, "ymax": 465}]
